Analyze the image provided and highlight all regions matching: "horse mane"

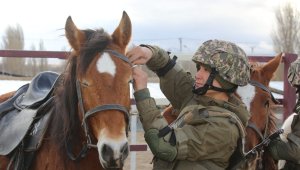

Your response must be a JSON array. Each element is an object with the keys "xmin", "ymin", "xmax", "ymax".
[
  {"xmin": 49, "ymin": 28, "xmax": 111, "ymax": 150},
  {"xmin": 268, "ymin": 107, "xmax": 278, "ymax": 135}
]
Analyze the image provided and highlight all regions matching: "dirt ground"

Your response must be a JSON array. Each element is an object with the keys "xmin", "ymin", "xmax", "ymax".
[{"xmin": 124, "ymin": 132, "xmax": 153, "ymax": 170}]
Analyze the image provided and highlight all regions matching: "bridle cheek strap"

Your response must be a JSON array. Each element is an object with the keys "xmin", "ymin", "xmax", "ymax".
[
  {"xmin": 249, "ymin": 80, "xmax": 279, "ymax": 104},
  {"xmin": 76, "ymin": 80, "xmax": 130, "ymax": 147}
]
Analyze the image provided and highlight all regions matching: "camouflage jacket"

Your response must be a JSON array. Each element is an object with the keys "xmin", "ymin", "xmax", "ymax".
[{"xmin": 134, "ymin": 45, "xmax": 250, "ymax": 170}]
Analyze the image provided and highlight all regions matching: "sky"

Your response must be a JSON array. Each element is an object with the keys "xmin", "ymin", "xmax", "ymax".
[{"xmin": 0, "ymin": 0, "xmax": 299, "ymax": 56}]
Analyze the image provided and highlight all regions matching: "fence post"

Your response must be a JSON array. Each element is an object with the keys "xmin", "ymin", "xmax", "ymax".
[
  {"xmin": 283, "ymin": 53, "xmax": 298, "ymax": 120},
  {"xmin": 130, "ymin": 106, "xmax": 138, "ymax": 170}
]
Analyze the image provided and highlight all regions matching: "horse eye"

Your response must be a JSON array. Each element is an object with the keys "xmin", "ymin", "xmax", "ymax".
[{"xmin": 81, "ymin": 80, "xmax": 90, "ymax": 87}]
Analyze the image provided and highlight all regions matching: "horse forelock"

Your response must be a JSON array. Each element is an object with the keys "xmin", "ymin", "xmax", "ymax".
[{"xmin": 79, "ymin": 29, "xmax": 111, "ymax": 74}]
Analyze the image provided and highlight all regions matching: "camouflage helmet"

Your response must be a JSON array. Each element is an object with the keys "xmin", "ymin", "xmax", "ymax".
[
  {"xmin": 288, "ymin": 57, "xmax": 300, "ymax": 86},
  {"xmin": 192, "ymin": 39, "xmax": 250, "ymax": 86}
]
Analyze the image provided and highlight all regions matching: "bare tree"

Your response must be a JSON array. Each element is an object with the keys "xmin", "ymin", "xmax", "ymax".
[
  {"xmin": 272, "ymin": 2, "xmax": 300, "ymax": 55},
  {"xmin": 29, "ymin": 44, "xmax": 37, "ymax": 75},
  {"xmin": 1, "ymin": 24, "xmax": 26, "ymax": 76},
  {"xmin": 38, "ymin": 40, "xmax": 48, "ymax": 72},
  {"xmin": 271, "ymin": 2, "xmax": 300, "ymax": 81},
  {"xmin": 27, "ymin": 40, "xmax": 48, "ymax": 76}
]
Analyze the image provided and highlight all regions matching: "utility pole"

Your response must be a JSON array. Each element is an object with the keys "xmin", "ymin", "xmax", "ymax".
[
  {"xmin": 251, "ymin": 46, "xmax": 255, "ymax": 54},
  {"xmin": 179, "ymin": 37, "xmax": 182, "ymax": 52}
]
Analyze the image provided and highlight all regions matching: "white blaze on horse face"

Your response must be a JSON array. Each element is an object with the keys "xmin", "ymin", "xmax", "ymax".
[
  {"xmin": 237, "ymin": 84, "xmax": 255, "ymax": 111},
  {"xmin": 97, "ymin": 53, "xmax": 116, "ymax": 76}
]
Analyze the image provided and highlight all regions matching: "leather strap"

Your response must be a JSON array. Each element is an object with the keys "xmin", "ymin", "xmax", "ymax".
[
  {"xmin": 156, "ymin": 56, "xmax": 177, "ymax": 77},
  {"xmin": 104, "ymin": 49, "xmax": 132, "ymax": 66},
  {"xmin": 249, "ymin": 80, "xmax": 279, "ymax": 104}
]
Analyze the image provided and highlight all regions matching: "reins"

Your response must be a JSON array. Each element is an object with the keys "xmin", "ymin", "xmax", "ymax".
[{"xmin": 65, "ymin": 49, "xmax": 131, "ymax": 161}]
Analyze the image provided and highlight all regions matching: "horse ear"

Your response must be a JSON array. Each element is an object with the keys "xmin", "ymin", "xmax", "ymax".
[
  {"xmin": 111, "ymin": 11, "xmax": 132, "ymax": 49},
  {"xmin": 262, "ymin": 52, "xmax": 283, "ymax": 81},
  {"xmin": 65, "ymin": 16, "xmax": 86, "ymax": 53}
]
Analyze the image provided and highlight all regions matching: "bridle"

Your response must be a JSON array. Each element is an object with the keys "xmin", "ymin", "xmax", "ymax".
[
  {"xmin": 66, "ymin": 49, "xmax": 132, "ymax": 161},
  {"xmin": 246, "ymin": 80, "xmax": 279, "ymax": 169}
]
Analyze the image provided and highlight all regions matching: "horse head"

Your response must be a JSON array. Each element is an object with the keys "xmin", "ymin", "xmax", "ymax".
[
  {"xmin": 237, "ymin": 53, "xmax": 283, "ymax": 170},
  {"xmin": 53, "ymin": 11, "xmax": 132, "ymax": 169}
]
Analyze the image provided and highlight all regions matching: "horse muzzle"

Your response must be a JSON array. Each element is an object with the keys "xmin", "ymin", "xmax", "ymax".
[{"xmin": 98, "ymin": 140, "xmax": 129, "ymax": 169}]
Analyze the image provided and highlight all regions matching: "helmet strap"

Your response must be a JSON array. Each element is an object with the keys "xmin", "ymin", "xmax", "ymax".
[
  {"xmin": 193, "ymin": 68, "xmax": 237, "ymax": 95},
  {"xmin": 209, "ymin": 85, "xmax": 237, "ymax": 93}
]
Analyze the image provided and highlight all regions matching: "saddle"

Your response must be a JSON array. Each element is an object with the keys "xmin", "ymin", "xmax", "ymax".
[{"xmin": 0, "ymin": 71, "xmax": 60, "ymax": 156}]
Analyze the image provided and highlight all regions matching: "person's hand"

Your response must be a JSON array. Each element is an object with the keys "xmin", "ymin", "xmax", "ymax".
[
  {"xmin": 267, "ymin": 137, "xmax": 282, "ymax": 160},
  {"xmin": 127, "ymin": 46, "xmax": 153, "ymax": 65},
  {"xmin": 132, "ymin": 66, "xmax": 148, "ymax": 91}
]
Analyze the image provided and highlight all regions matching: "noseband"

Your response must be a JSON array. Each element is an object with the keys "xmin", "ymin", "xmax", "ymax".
[
  {"xmin": 246, "ymin": 80, "xmax": 278, "ymax": 169},
  {"xmin": 66, "ymin": 49, "xmax": 131, "ymax": 161}
]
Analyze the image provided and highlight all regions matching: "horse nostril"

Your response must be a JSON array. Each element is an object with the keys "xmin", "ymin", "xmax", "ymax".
[
  {"xmin": 121, "ymin": 142, "xmax": 129, "ymax": 154},
  {"xmin": 120, "ymin": 142, "xmax": 129, "ymax": 164},
  {"xmin": 101, "ymin": 144, "xmax": 114, "ymax": 162}
]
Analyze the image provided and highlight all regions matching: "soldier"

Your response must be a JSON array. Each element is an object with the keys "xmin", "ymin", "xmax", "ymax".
[
  {"xmin": 127, "ymin": 39, "xmax": 251, "ymax": 169},
  {"xmin": 268, "ymin": 57, "xmax": 300, "ymax": 170}
]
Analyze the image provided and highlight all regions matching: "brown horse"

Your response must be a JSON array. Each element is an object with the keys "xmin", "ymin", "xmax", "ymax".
[
  {"xmin": 162, "ymin": 53, "xmax": 282, "ymax": 170},
  {"xmin": 236, "ymin": 53, "xmax": 282, "ymax": 170},
  {"xmin": 0, "ymin": 11, "xmax": 132, "ymax": 170}
]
